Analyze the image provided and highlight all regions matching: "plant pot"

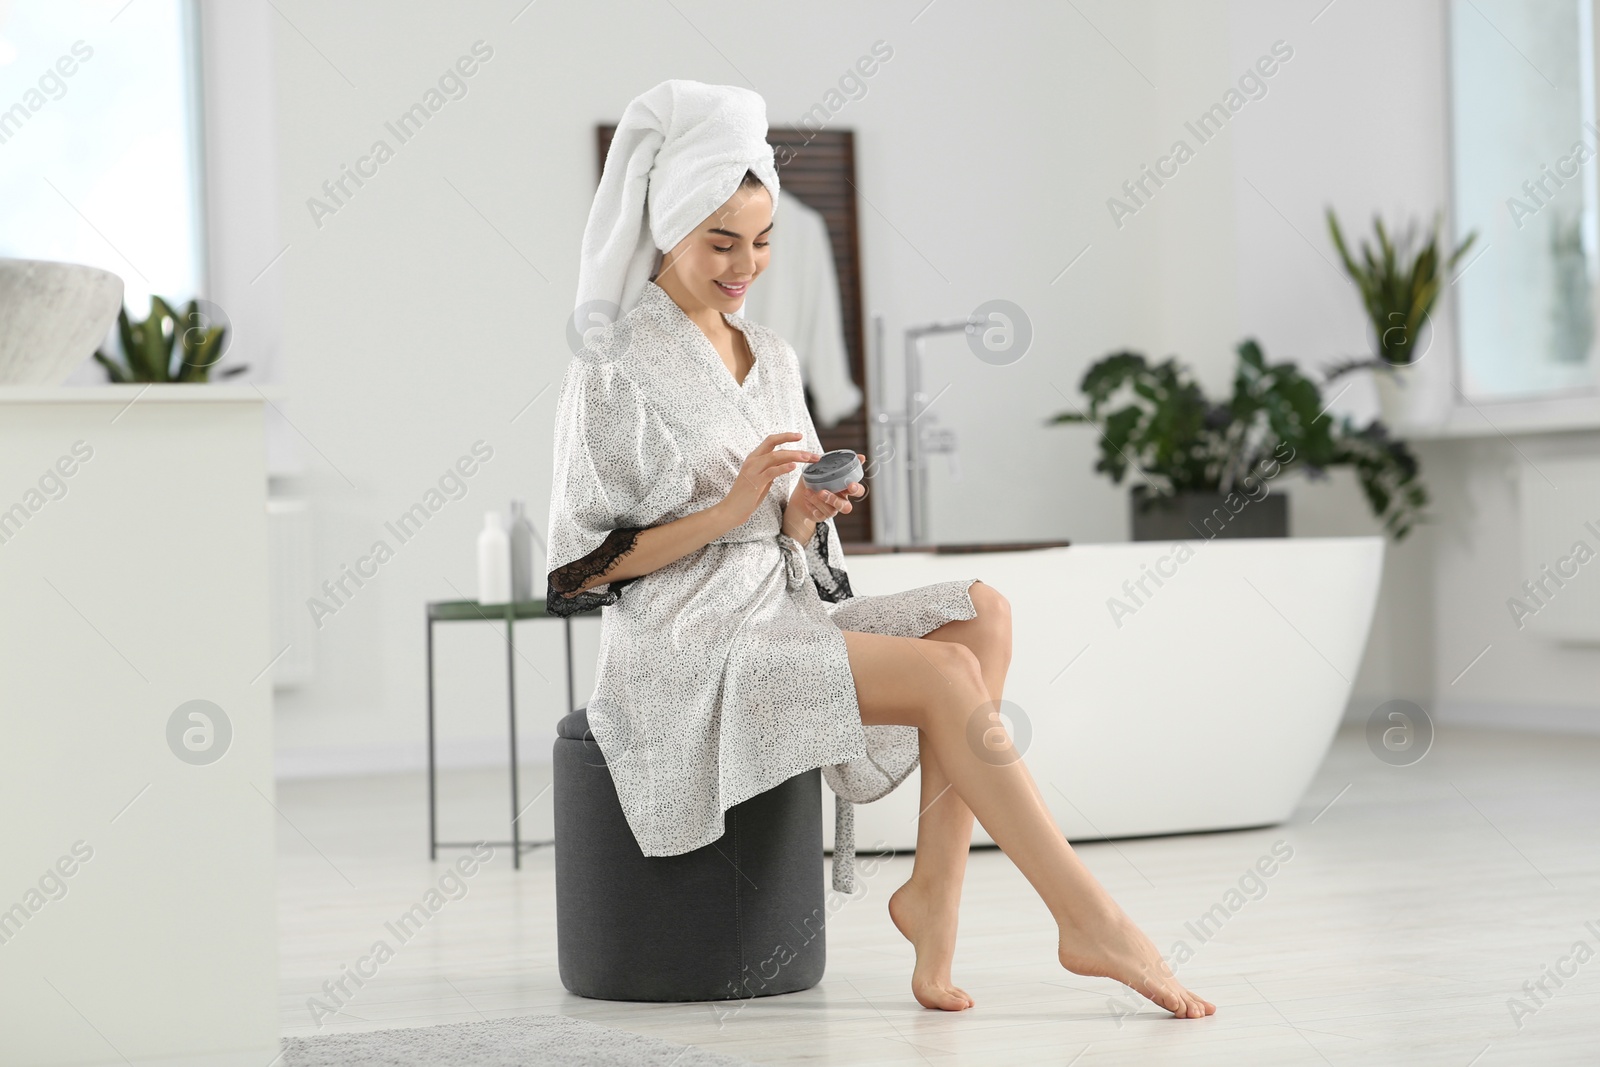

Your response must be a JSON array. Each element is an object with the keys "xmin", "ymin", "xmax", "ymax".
[
  {"xmin": 1373, "ymin": 364, "xmax": 1413, "ymax": 427},
  {"xmin": 0, "ymin": 259, "xmax": 124, "ymax": 385},
  {"xmin": 1131, "ymin": 490, "xmax": 1289, "ymax": 542}
]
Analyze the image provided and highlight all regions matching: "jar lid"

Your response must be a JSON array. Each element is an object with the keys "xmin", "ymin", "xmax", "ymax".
[{"xmin": 802, "ymin": 448, "xmax": 862, "ymax": 485}]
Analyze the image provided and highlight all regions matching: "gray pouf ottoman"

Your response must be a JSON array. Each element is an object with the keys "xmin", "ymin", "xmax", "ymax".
[{"xmin": 553, "ymin": 707, "xmax": 827, "ymax": 1002}]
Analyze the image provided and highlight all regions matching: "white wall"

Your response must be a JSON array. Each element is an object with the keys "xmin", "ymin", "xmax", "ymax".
[
  {"xmin": 1423, "ymin": 433, "xmax": 1600, "ymax": 731},
  {"xmin": 257, "ymin": 0, "xmax": 1600, "ymax": 775}
]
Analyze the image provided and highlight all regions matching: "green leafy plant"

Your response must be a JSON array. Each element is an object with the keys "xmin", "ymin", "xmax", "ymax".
[
  {"xmin": 1049, "ymin": 339, "xmax": 1429, "ymax": 539},
  {"xmin": 1324, "ymin": 208, "xmax": 1477, "ymax": 379},
  {"xmin": 94, "ymin": 296, "xmax": 247, "ymax": 383}
]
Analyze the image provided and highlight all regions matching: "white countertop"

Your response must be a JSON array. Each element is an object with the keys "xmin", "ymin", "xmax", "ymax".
[{"xmin": 1395, "ymin": 392, "xmax": 1600, "ymax": 440}]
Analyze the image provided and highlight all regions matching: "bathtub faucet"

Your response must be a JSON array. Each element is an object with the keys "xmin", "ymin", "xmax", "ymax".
[{"xmin": 866, "ymin": 313, "xmax": 982, "ymax": 546}]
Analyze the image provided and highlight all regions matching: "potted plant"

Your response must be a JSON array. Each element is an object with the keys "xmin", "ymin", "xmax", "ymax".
[
  {"xmin": 1049, "ymin": 339, "xmax": 1428, "ymax": 541},
  {"xmin": 94, "ymin": 295, "xmax": 247, "ymax": 383},
  {"xmin": 1324, "ymin": 208, "xmax": 1477, "ymax": 425}
]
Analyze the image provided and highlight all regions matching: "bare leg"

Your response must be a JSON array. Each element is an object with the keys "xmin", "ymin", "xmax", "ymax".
[
  {"xmin": 884, "ymin": 582, "xmax": 1011, "ymax": 1010},
  {"xmin": 887, "ymin": 737, "xmax": 976, "ymax": 1010},
  {"xmin": 840, "ymin": 585, "xmax": 1216, "ymax": 1020}
]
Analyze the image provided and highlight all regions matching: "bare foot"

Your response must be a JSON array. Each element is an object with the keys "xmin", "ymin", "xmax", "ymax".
[
  {"xmin": 1057, "ymin": 899, "xmax": 1216, "ymax": 1020},
  {"xmin": 887, "ymin": 879, "xmax": 975, "ymax": 1011}
]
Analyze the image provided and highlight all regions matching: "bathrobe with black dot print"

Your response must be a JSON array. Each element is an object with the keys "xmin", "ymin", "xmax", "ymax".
[{"xmin": 546, "ymin": 279, "xmax": 980, "ymax": 893}]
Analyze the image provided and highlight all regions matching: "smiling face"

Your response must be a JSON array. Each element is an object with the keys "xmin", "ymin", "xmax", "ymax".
[{"xmin": 655, "ymin": 175, "xmax": 773, "ymax": 317}]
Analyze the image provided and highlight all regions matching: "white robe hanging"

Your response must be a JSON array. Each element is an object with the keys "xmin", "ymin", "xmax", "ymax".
[{"xmin": 545, "ymin": 279, "xmax": 977, "ymax": 893}]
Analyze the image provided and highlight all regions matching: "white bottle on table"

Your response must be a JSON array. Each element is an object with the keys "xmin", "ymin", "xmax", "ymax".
[
  {"xmin": 477, "ymin": 511, "xmax": 511, "ymax": 605},
  {"xmin": 508, "ymin": 499, "xmax": 536, "ymax": 602}
]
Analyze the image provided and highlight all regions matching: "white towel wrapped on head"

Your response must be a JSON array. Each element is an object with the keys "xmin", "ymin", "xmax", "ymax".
[{"xmin": 575, "ymin": 78, "xmax": 781, "ymax": 330}]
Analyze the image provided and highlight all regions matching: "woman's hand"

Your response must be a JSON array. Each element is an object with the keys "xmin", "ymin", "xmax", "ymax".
[
  {"xmin": 717, "ymin": 432, "xmax": 820, "ymax": 529},
  {"xmin": 783, "ymin": 451, "xmax": 865, "ymax": 543}
]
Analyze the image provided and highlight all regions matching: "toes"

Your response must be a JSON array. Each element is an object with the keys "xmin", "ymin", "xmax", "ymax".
[
  {"xmin": 1164, "ymin": 988, "xmax": 1197, "ymax": 1018},
  {"xmin": 1155, "ymin": 988, "xmax": 1187, "ymax": 1016}
]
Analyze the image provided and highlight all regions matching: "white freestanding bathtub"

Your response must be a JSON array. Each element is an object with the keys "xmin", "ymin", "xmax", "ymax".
[{"xmin": 822, "ymin": 536, "xmax": 1384, "ymax": 854}]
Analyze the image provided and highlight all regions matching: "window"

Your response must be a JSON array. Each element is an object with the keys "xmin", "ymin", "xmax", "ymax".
[
  {"xmin": 0, "ymin": 0, "xmax": 206, "ymax": 314},
  {"xmin": 1448, "ymin": 0, "xmax": 1600, "ymax": 403}
]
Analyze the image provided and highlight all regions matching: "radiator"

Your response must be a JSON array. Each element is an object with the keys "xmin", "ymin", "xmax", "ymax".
[
  {"xmin": 1517, "ymin": 456, "xmax": 1600, "ymax": 643},
  {"xmin": 266, "ymin": 497, "xmax": 316, "ymax": 687}
]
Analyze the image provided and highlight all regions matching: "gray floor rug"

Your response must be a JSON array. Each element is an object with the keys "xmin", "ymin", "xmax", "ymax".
[{"xmin": 279, "ymin": 1013, "xmax": 758, "ymax": 1066}]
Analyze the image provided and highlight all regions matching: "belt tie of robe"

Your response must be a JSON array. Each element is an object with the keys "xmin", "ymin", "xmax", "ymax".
[
  {"xmin": 776, "ymin": 533, "xmax": 808, "ymax": 592},
  {"xmin": 710, "ymin": 531, "xmax": 808, "ymax": 593}
]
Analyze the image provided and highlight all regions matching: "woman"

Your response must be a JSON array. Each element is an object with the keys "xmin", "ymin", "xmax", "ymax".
[{"xmin": 546, "ymin": 79, "xmax": 1215, "ymax": 1020}]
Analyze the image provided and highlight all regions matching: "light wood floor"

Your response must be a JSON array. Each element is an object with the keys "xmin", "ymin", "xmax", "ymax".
[{"xmin": 275, "ymin": 722, "xmax": 1600, "ymax": 1065}]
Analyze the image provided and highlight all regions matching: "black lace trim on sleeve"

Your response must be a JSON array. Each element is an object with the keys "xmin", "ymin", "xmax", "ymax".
[
  {"xmin": 545, "ymin": 525, "xmax": 647, "ymax": 617},
  {"xmin": 808, "ymin": 518, "xmax": 853, "ymax": 603}
]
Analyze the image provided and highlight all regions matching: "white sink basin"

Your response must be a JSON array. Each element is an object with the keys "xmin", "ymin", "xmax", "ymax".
[{"xmin": 0, "ymin": 258, "xmax": 124, "ymax": 385}]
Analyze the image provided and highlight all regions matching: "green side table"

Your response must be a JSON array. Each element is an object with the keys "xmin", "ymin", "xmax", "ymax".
[{"xmin": 425, "ymin": 597, "xmax": 600, "ymax": 869}]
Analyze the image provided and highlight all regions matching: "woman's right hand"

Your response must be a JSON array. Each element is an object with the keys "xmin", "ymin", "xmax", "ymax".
[{"xmin": 718, "ymin": 432, "xmax": 819, "ymax": 528}]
